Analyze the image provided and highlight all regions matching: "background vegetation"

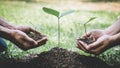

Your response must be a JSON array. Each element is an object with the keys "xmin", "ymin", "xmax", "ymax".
[
  {"xmin": 0, "ymin": 0, "xmax": 120, "ymax": 2},
  {"xmin": 0, "ymin": 0, "xmax": 120, "ymax": 66}
]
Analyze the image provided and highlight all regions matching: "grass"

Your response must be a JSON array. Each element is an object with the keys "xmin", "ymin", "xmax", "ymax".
[{"xmin": 0, "ymin": 1, "xmax": 120, "ymax": 65}]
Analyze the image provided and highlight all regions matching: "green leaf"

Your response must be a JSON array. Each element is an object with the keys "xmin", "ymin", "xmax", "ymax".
[
  {"xmin": 43, "ymin": 7, "xmax": 60, "ymax": 17},
  {"xmin": 60, "ymin": 10, "xmax": 74, "ymax": 18},
  {"xmin": 84, "ymin": 17, "xmax": 96, "ymax": 24}
]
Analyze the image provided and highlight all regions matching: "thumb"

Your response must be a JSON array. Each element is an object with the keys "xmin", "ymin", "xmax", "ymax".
[
  {"xmin": 82, "ymin": 32, "xmax": 91, "ymax": 39},
  {"xmin": 23, "ymin": 35, "xmax": 38, "ymax": 46},
  {"xmin": 37, "ymin": 37, "xmax": 47, "ymax": 45}
]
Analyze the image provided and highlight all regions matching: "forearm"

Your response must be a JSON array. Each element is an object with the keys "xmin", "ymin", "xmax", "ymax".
[
  {"xmin": 0, "ymin": 17, "xmax": 16, "ymax": 29},
  {"xmin": 104, "ymin": 18, "xmax": 120, "ymax": 35},
  {"xmin": 0, "ymin": 26, "xmax": 12, "ymax": 39}
]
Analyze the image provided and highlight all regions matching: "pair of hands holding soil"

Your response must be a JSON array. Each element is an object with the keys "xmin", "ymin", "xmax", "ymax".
[
  {"xmin": 9, "ymin": 26, "xmax": 47, "ymax": 50},
  {"xmin": 11, "ymin": 26, "xmax": 111, "ymax": 54},
  {"xmin": 76, "ymin": 30, "xmax": 119, "ymax": 55},
  {"xmin": 14, "ymin": 26, "xmax": 111, "ymax": 54}
]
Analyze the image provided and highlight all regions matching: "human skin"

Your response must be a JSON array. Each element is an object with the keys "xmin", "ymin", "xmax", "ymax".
[
  {"xmin": 76, "ymin": 18, "xmax": 120, "ymax": 55},
  {"xmin": 0, "ymin": 17, "xmax": 47, "ymax": 50}
]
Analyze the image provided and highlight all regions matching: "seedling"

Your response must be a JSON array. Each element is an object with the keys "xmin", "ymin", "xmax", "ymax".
[
  {"xmin": 78, "ymin": 17, "xmax": 96, "ymax": 44},
  {"xmin": 83, "ymin": 17, "xmax": 96, "ymax": 35},
  {"xmin": 43, "ymin": 7, "xmax": 74, "ymax": 46}
]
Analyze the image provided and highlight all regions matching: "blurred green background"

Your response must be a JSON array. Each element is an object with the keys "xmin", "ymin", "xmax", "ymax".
[
  {"xmin": 0, "ymin": 0, "xmax": 120, "ymax": 66},
  {"xmin": 0, "ymin": 0, "xmax": 120, "ymax": 2}
]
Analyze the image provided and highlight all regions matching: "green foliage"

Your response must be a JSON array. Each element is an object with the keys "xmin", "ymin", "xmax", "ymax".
[
  {"xmin": 43, "ymin": 7, "xmax": 74, "ymax": 18},
  {"xmin": 43, "ymin": 7, "xmax": 60, "ymax": 18}
]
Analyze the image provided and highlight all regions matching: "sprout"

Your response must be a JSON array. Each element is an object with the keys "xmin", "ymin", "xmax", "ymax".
[
  {"xmin": 43, "ymin": 7, "xmax": 74, "ymax": 46},
  {"xmin": 83, "ymin": 17, "xmax": 96, "ymax": 35}
]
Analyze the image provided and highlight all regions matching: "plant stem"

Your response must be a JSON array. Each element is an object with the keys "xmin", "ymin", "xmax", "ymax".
[
  {"xmin": 58, "ymin": 17, "xmax": 60, "ymax": 47},
  {"xmin": 84, "ymin": 24, "xmax": 89, "ymax": 40}
]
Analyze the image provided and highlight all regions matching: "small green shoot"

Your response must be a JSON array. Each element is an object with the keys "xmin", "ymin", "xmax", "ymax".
[
  {"xmin": 43, "ymin": 7, "xmax": 74, "ymax": 46},
  {"xmin": 83, "ymin": 17, "xmax": 96, "ymax": 35}
]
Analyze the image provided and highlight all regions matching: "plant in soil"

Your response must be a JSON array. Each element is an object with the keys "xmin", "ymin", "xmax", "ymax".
[
  {"xmin": 78, "ymin": 17, "xmax": 96, "ymax": 44},
  {"xmin": 43, "ymin": 7, "xmax": 74, "ymax": 46}
]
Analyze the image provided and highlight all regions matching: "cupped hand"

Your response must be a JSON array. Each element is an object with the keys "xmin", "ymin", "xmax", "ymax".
[
  {"xmin": 82, "ymin": 30, "xmax": 106, "ymax": 41},
  {"xmin": 77, "ymin": 35, "xmax": 114, "ymax": 55},
  {"xmin": 10, "ymin": 30, "xmax": 44, "ymax": 50}
]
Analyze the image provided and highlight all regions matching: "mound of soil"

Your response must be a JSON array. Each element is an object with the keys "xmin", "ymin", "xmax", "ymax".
[{"xmin": 0, "ymin": 47, "xmax": 111, "ymax": 68}]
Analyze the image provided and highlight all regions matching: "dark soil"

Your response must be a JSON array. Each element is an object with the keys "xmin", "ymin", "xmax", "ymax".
[
  {"xmin": 0, "ymin": 47, "xmax": 113, "ymax": 68},
  {"xmin": 78, "ymin": 37, "xmax": 95, "ymax": 45},
  {"xmin": 27, "ymin": 32, "xmax": 47, "ymax": 46},
  {"xmin": 28, "ymin": 32, "xmax": 44, "ymax": 41}
]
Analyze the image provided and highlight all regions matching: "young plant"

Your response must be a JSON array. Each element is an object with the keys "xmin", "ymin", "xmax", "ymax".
[
  {"xmin": 78, "ymin": 17, "xmax": 96, "ymax": 44},
  {"xmin": 83, "ymin": 17, "xmax": 96, "ymax": 36},
  {"xmin": 43, "ymin": 7, "xmax": 74, "ymax": 46}
]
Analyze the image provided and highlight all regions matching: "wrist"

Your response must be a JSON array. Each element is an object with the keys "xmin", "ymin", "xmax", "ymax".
[
  {"xmin": 103, "ymin": 29, "xmax": 115, "ymax": 36},
  {"xmin": 110, "ymin": 33, "xmax": 120, "ymax": 45},
  {"xmin": 0, "ymin": 26, "xmax": 13, "ymax": 39}
]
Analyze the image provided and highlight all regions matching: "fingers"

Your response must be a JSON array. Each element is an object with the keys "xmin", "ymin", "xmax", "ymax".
[
  {"xmin": 76, "ymin": 40, "xmax": 87, "ymax": 51},
  {"xmin": 76, "ymin": 40, "xmax": 90, "ymax": 52},
  {"xmin": 12, "ymin": 28, "xmax": 47, "ymax": 50},
  {"xmin": 37, "ymin": 37, "xmax": 47, "ymax": 45},
  {"xmin": 29, "ymin": 27, "xmax": 41, "ymax": 35},
  {"xmin": 89, "ymin": 34, "xmax": 96, "ymax": 41},
  {"xmin": 24, "ymin": 34, "xmax": 37, "ymax": 44},
  {"xmin": 76, "ymin": 38, "xmax": 103, "ymax": 55},
  {"xmin": 90, "ymin": 42, "xmax": 109, "ymax": 55},
  {"xmin": 77, "ymin": 30, "xmax": 110, "ymax": 55},
  {"xmin": 78, "ymin": 41, "xmax": 88, "ymax": 51},
  {"xmin": 19, "ymin": 36, "xmax": 47, "ymax": 50},
  {"xmin": 17, "ymin": 26, "xmax": 41, "ymax": 35},
  {"xmin": 15, "ymin": 32, "xmax": 38, "ymax": 50},
  {"xmin": 82, "ymin": 32, "xmax": 91, "ymax": 39},
  {"xmin": 18, "ymin": 36, "xmax": 37, "ymax": 50},
  {"xmin": 87, "ymin": 39, "xmax": 102, "ymax": 50}
]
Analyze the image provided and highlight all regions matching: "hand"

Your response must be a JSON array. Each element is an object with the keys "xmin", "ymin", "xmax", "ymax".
[
  {"xmin": 82, "ymin": 30, "xmax": 106, "ymax": 41},
  {"xmin": 77, "ymin": 35, "xmax": 114, "ymax": 55},
  {"xmin": 16, "ymin": 26, "xmax": 41, "ymax": 35},
  {"xmin": 16, "ymin": 26, "xmax": 47, "ymax": 46},
  {"xmin": 9, "ymin": 30, "xmax": 45, "ymax": 50}
]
